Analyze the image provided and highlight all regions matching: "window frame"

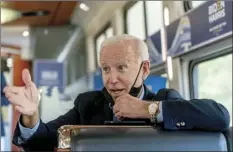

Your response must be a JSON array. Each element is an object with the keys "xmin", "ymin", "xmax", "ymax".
[
  {"xmin": 150, "ymin": 66, "xmax": 167, "ymax": 76},
  {"xmin": 183, "ymin": 1, "xmax": 206, "ymax": 12},
  {"xmin": 188, "ymin": 50, "xmax": 232, "ymax": 99},
  {"xmin": 94, "ymin": 22, "xmax": 112, "ymax": 67},
  {"xmin": 183, "ymin": 1, "xmax": 192, "ymax": 12}
]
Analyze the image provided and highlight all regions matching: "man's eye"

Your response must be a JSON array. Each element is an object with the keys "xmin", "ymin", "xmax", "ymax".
[
  {"xmin": 103, "ymin": 67, "xmax": 110, "ymax": 72},
  {"xmin": 118, "ymin": 65, "xmax": 127, "ymax": 72}
]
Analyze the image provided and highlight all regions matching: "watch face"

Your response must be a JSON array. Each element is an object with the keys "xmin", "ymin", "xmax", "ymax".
[{"xmin": 149, "ymin": 103, "xmax": 158, "ymax": 114}]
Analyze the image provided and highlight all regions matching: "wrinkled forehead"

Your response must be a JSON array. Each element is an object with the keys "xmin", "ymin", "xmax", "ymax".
[{"xmin": 100, "ymin": 41, "xmax": 140, "ymax": 64}]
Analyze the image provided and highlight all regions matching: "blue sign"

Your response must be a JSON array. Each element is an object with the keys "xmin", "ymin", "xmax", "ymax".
[
  {"xmin": 33, "ymin": 60, "xmax": 66, "ymax": 95},
  {"xmin": 144, "ymin": 75, "xmax": 166, "ymax": 93},
  {"xmin": 94, "ymin": 68, "xmax": 103, "ymax": 90},
  {"xmin": 147, "ymin": 0, "xmax": 232, "ymax": 65},
  {"xmin": 189, "ymin": 0, "xmax": 232, "ymax": 47},
  {"xmin": 167, "ymin": 15, "xmax": 192, "ymax": 57}
]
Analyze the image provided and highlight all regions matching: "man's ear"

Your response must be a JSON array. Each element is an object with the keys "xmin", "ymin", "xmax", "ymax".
[{"xmin": 143, "ymin": 60, "xmax": 150, "ymax": 79}]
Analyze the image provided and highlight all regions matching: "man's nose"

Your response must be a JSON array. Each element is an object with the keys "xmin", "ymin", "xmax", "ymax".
[{"xmin": 109, "ymin": 71, "xmax": 118, "ymax": 84}]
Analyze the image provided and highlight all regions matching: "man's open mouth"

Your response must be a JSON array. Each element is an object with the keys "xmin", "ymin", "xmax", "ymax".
[{"xmin": 110, "ymin": 89, "xmax": 124, "ymax": 94}]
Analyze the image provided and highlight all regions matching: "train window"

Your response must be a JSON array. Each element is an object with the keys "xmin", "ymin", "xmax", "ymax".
[
  {"xmin": 125, "ymin": 1, "xmax": 146, "ymax": 40},
  {"xmin": 145, "ymin": 1, "xmax": 164, "ymax": 35},
  {"xmin": 125, "ymin": 1, "xmax": 170, "ymax": 38},
  {"xmin": 192, "ymin": 53, "xmax": 232, "ymax": 126},
  {"xmin": 191, "ymin": 1, "xmax": 206, "ymax": 8},
  {"xmin": 95, "ymin": 24, "xmax": 113, "ymax": 67}
]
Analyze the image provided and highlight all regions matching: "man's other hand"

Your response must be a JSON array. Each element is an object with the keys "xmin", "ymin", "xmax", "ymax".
[{"xmin": 113, "ymin": 93, "xmax": 150, "ymax": 120}]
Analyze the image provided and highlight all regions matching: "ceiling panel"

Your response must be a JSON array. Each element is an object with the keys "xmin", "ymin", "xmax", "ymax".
[
  {"xmin": 1, "ymin": 1, "xmax": 78, "ymax": 55},
  {"xmin": 1, "ymin": 1, "xmax": 78, "ymax": 26},
  {"xmin": 52, "ymin": 1, "xmax": 77, "ymax": 25},
  {"xmin": 1, "ymin": 1, "xmax": 59, "ymax": 11}
]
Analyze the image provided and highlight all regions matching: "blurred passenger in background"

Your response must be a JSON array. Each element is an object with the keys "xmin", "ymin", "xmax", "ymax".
[
  {"xmin": 1, "ymin": 59, "xmax": 10, "ymax": 151},
  {"xmin": 3, "ymin": 34, "xmax": 230, "ymax": 151}
]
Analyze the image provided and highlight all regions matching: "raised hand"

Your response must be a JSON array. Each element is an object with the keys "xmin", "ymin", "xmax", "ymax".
[
  {"xmin": 113, "ymin": 93, "xmax": 149, "ymax": 120},
  {"xmin": 3, "ymin": 68, "xmax": 40, "ymax": 116}
]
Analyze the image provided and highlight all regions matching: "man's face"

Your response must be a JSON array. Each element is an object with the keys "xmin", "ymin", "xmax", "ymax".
[{"xmin": 100, "ymin": 42, "xmax": 146, "ymax": 100}]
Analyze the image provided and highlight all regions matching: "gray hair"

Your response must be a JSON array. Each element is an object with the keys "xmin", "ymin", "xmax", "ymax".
[{"xmin": 100, "ymin": 34, "xmax": 149, "ymax": 61}]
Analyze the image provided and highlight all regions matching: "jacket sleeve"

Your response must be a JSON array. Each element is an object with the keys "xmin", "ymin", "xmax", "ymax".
[
  {"xmin": 162, "ymin": 97, "xmax": 230, "ymax": 132},
  {"xmin": 12, "ymin": 95, "xmax": 82, "ymax": 151}
]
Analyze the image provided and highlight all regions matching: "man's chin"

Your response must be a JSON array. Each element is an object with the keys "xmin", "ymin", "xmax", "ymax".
[
  {"xmin": 111, "ymin": 94, "xmax": 120, "ymax": 99},
  {"xmin": 110, "ymin": 91, "xmax": 125, "ymax": 99}
]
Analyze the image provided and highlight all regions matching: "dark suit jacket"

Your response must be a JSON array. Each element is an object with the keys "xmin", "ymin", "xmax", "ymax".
[{"xmin": 13, "ymin": 86, "xmax": 230, "ymax": 151}]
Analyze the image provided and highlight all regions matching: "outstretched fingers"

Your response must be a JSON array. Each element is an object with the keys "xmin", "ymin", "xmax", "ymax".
[
  {"xmin": 3, "ymin": 86, "xmax": 23, "ymax": 94},
  {"xmin": 5, "ymin": 92, "xmax": 23, "ymax": 106}
]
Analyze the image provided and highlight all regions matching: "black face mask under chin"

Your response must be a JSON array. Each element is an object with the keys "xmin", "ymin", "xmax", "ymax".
[
  {"xmin": 102, "ymin": 62, "xmax": 144, "ymax": 104},
  {"xmin": 128, "ymin": 85, "xmax": 143, "ymax": 98},
  {"xmin": 128, "ymin": 62, "xmax": 144, "ymax": 98}
]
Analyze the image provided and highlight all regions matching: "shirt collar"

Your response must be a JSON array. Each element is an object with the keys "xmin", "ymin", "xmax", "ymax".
[{"xmin": 139, "ymin": 85, "xmax": 145, "ymax": 100}]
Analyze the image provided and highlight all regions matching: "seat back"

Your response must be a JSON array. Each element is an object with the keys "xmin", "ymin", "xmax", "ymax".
[{"xmin": 70, "ymin": 127, "xmax": 228, "ymax": 151}]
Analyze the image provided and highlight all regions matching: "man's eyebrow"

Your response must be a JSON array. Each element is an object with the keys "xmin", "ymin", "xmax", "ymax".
[
  {"xmin": 100, "ymin": 63, "xmax": 108, "ymax": 66},
  {"xmin": 116, "ymin": 62, "xmax": 129, "ymax": 66},
  {"xmin": 117, "ymin": 57, "xmax": 132, "ymax": 62}
]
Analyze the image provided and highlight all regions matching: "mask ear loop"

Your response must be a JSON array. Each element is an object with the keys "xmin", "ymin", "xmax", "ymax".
[{"xmin": 130, "ymin": 61, "xmax": 145, "ymax": 91}]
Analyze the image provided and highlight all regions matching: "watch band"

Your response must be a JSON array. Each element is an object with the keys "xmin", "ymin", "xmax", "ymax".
[{"xmin": 150, "ymin": 101, "xmax": 160, "ymax": 124}]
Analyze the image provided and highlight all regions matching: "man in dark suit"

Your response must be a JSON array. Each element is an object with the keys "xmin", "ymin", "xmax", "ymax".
[{"xmin": 4, "ymin": 34, "xmax": 230, "ymax": 151}]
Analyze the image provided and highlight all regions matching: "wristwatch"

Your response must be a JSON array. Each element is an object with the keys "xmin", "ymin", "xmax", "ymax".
[{"xmin": 148, "ymin": 101, "xmax": 160, "ymax": 124}]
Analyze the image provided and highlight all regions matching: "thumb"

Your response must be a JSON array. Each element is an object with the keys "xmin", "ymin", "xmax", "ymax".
[
  {"xmin": 115, "ymin": 92, "xmax": 127, "ymax": 103},
  {"xmin": 22, "ymin": 68, "xmax": 32, "ymax": 85}
]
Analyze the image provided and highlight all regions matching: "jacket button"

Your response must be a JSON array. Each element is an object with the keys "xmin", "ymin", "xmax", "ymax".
[{"xmin": 181, "ymin": 122, "xmax": 185, "ymax": 126}]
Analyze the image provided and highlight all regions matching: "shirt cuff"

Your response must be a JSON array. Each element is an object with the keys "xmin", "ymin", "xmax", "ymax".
[
  {"xmin": 157, "ymin": 101, "xmax": 163, "ymax": 123},
  {"xmin": 19, "ymin": 119, "xmax": 40, "ymax": 140}
]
